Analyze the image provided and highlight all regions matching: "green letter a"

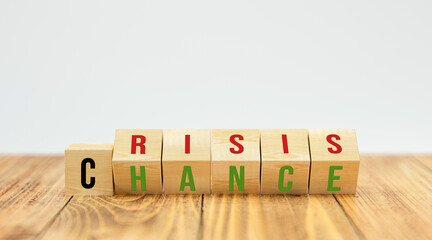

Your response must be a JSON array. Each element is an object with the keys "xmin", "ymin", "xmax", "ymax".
[{"xmin": 180, "ymin": 166, "xmax": 196, "ymax": 191}]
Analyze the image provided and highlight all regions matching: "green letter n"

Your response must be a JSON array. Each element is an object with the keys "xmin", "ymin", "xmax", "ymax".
[
  {"xmin": 130, "ymin": 166, "xmax": 146, "ymax": 191},
  {"xmin": 229, "ymin": 166, "xmax": 244, "ymax": 191},
  {"xmin": 180, "ymin": 166, "xmax": 196, "ymax": 191}
]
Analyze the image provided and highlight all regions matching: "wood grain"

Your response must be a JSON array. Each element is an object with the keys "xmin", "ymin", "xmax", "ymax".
[
  {"xmin": 0, "ymin": 156, "xmax": 70, "ymax": 240},
  {"xmin": 335, "ymin": 155, "xmax": 432, "ymax": 239},
  {"xmin": 37, "ymin": 194, "xmax": 202, "ymax": 240},
  {"xmin": 1, "ymin": 155, "xmax": 432, "ymax": 239},
  {"xmin": 414, "ymin": 154, "xmax": 432, "ymax": 170},
  {"xmin": 202, "ymin": 194, "xmax": 359, "ymax": 240}
]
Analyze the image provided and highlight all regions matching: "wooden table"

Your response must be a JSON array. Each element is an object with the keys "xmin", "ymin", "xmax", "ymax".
[{"xmin": 0, "ymin": 155, "xmax": 431, "ymax": 240}]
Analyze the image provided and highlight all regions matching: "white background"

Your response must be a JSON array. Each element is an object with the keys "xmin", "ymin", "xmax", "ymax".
[{"xmin": 0, "ymin": 0, "xmax": 431, "ymax": 153}]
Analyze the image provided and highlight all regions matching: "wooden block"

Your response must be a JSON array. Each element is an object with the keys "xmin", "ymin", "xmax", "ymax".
[
  {"xmin": 162, "ymin": 129, "xmax": 211, "ymax": 194},
  {"xmin": 112, "ymin": 129, "xmax": 162, "ymax": 194},
  {"xmin": 65, "ymin": 143, "xmax": 114, "ymax": 195},
  {"xmin": 260, "ymin": 129, "xmax": 310, "ymax": 194},
  {"xmin": 212, "ymin": 129, "xmax": 260, "ymax": 194},
  {"xmin": 308, "ymin": 129, "xmax": 360, "ymax": 194}
]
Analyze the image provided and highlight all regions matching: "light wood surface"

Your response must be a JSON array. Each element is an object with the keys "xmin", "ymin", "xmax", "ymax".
[
  {"xmin": 38, "ymin": 195, "xmax": 202, "ymax": 240},
  {"xmin": 260, "ymin": 129, "xmax": 310, "ymax": 194},
  {"xmin": 162, "ymin": 129, "xmax": 211, "ymax": 194},
  {"xmin": 202, "ymin": 194, "xmax": 359, "ymax": 240},
  {"xmin": 414, "ymin": 154, "xmax": 432, "ymax": 170},
  {"xmin": 308, "ymin": 129, "xmax": 360, "ymax": 194},
  {"xmin": 0, "ymin": 156, "xmax": 70, "ymax": 239},
  {"xmin": 335, "ymin": 155, "xmax": 432, "ymax": 239},
  {"xmin": 0, "ymin": 155, "xmax": 431, "ymax": 240},
  {"xmin": 65, "ymin": 144, "xmax": 114, "ymax": 195},
  {"xmin": 112, "ymin": 129, "xmax": 163, "ymax": 194}
]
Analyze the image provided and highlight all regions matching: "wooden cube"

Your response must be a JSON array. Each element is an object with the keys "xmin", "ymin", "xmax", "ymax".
[
  {"xmin": 65, "ymin": 143, "xmax": 114, "ymax": 195},
  {"xmin": 162, "ymin": 129, "xmax": 211, "ymax": 194},
  {"xmin": 112, "ymin": 129, "xmax": 163, "ymax": 194},
  {"xmin": 308, "ymin": 129, "xmax": 360, "ymax": 194},
  {"xmin": 212, "ymin": 129, "xmax": 260, "ymax": 194},
  {"xmin": 260, "ymin": 129, "xmax": 310, "ymax": 194}
]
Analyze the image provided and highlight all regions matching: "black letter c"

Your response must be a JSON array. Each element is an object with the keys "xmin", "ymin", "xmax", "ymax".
[{"xmin": 81, "ymin": 158, "xmax": 95, "ymax": 189}]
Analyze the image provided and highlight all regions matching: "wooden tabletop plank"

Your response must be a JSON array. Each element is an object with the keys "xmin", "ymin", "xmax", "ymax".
[
  {"xmin": 0, "ymin": 156, "xmax": 70, "ymax": 240},
  {"xmin": 335, "ymin": 155, "xmax": 432, "ymax": 239},
  {"xmin": 413, "ymin": 155, "xmax": 432, "ymax": 171},
  {"xmin": 1, "ymin": 155, "xmax": 431, "ymax": 239},
  {"xmin": 202, "ymin": 194, "xmax": 359, "ymax": 240},
  {"xmin": 37, "ymin": 194, "xmax": 202, "ymax": 240}
]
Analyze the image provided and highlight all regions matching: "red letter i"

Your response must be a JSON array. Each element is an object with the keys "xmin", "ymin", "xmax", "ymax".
[
  {"xmin": 282, "ymin": 134, "xmax": 289, "ymax": 154},
  {"xmin": 185, "ymin": 134, "xmax": 190, "ymax": 154}
]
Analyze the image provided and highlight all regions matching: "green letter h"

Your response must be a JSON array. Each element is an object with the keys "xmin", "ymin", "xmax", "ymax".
[{"xmin": 130, "ymin": 166, "xmax": 146, "ymax": 191}]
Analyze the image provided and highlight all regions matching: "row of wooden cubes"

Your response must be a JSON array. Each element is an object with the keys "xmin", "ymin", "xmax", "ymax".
[{"xmin": 65, "ymin": 129, "xmax": 360, "ymax": 195}]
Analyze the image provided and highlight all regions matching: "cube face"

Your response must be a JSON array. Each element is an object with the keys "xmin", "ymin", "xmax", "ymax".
[
  {"xmin": 308, "ymin": 129, "xmax": 359, "ymax": 162},
  {"xmin": 309, "ymin": 161, "xmax": 360, "ymax": 194},
  {"xmin": 308, "ymin": 129, "xmax": 360, "ymax": 194},
  {"xmin": 212, "ymin": 129, "xmax": 260, "ymax": 194},
  {"xmin": 112, "ymin": 129, "xmax": 162, "ymax": 194},
  {"xmin": 113, "ymin": 129, "xmax": 163, "ymax": 161},
  {"xmin": 65, "ymin": 144, "xmax": 114, "ymax": 195},
  {"xmin": 163, "ymin": 161, "xmax": 211, "ymax": 194},
  {"xmin": 212, "ymin": 161, "xmax": 260, "ymax": 193},
  {"xmin": 261, "ymin": 129, "xmax": 310, "ymax": 161},
  {"xmin": 261, "ymin": 161, "xmax": 310, "ymax": 194},
  {"xmin": 162, "ymin": 129, "xmax": 211, "ymax": 194},
  {"xmin": 113, "ymin": 161, "xmax": 162, "ymax": 194},
  {"xmin": 260, "ymin": 129, "xmax": 310, "ymax": 194}
]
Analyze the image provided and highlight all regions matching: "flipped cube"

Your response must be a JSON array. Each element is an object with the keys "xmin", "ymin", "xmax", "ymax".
[
  {"xmin": 162, "ymin": 129, "xmax": 211, "ymax": 194},
  {"xmin": 261, "ymin": 129, "xmax": 310, "ymax": 194},
  {"xmin": 212, "ymin": 129, "xmax": 260, "ymax": 194},
  {"xmin": 112, "ymin": 129, "xmax": 163, "ymax": 194},
  {"xmin": 308, "ymin": 129, "xmax": 360, "ymax": 194}
]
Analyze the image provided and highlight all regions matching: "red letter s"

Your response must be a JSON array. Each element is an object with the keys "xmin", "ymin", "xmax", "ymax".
[
  {"xmin": 230, "ymin": 134, "xmax": 244, "ymax": 154},
  {"xmin": 327, "ymin": 134, "xmax": 342, "ymax": 154}
]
